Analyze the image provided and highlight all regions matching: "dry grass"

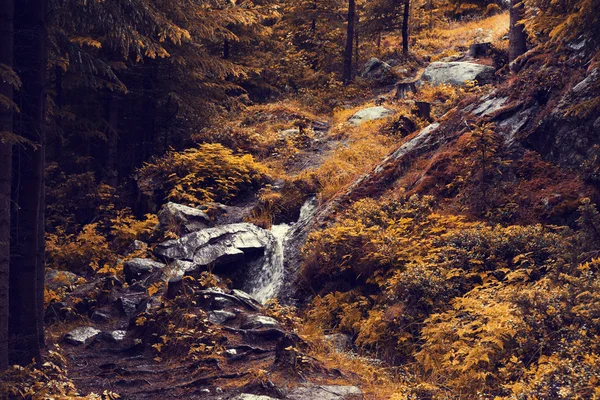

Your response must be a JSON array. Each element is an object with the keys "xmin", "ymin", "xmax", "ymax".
[
  {"xmin": 381, "ymin": 12, "xmax": 509, "ymax": 60},
  {"xmin": 308, "ymin": 102, "xmax": 416, "ymax": 203},
  {"xmin": 296, "ymin": 320, "xmax": 413, "ymax": 400}
]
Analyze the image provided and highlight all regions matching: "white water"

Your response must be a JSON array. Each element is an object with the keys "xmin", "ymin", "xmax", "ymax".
[{"xmin": 248, "ymin": 198, "xmax": 317, "ymax": 304}]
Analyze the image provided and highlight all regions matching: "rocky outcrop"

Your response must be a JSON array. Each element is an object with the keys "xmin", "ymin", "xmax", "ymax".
[
  {"xmin": 287, "ymin": 385, "xmax": 364, "ymax": 400},
  {"xmin": 421, "ymin": 62, "xmax": 495, "ymax": 85},
  {"xmin": 348, "ymin": 106, "xmax": 395, "ymax": 126},
  {"xmin": 123, "ymin": 258, "xmax": 166, "ymax": 284},
  {"xmin": 155, "ymin": 223, "xmax": 271, "ymax": 270},
  {"xmin": 64, "ymin": 326, "xmax": 101, "ymax": 345},
  {"xmin": 361, "ymin": 57, "xmax": 394, "ymax": 83},
  {"xmin": 526, "ymin": 68, "xmax": 600, "ymax": 169},
  {"xmin": 158, "ymin": 202, "xmax": 212, "ymax": 233},
  {"xmin": 240, "ymin": 315, "xmax": 279, "ymax": 330}
]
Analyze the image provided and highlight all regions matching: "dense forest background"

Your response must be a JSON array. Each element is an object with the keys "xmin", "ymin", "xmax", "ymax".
[{"xmin": 1, "ymin": 0, "xmax": 600, "ymax": 398}]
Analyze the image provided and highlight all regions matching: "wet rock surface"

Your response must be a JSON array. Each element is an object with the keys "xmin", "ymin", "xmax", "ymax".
[
  {"xmin": 154, "ymin": 223, "xmax": 271, "ymax": 268},
  {"xmin": 64, "ymin": 326, "xmax": 101, "ymax": 345},
  {"xmin": 361, "ymin": 57, "xmax": 394, "ymax": 83},
  {"xmin": 287, "ymin": 385, "xmax": 364, "ymax": 400},
  {"xmin": 420, "ymin": 61, "xmax": 495, "ymax": 85},
  {"xmin": 347, "ymin": 106, "xmax": 395, "ymax": 126},
  {"xmin": 123, "ymin": 258, "xmax": 166, "ymax": 284},
  {"xmin": 158, "ymin": 202, "xmax": 212, "ymax": 233}
]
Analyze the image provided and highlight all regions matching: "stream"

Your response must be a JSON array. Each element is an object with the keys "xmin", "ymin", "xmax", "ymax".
[{"xmin": 247, "ymin": 197, "xmax": 317, "ymax": 303}]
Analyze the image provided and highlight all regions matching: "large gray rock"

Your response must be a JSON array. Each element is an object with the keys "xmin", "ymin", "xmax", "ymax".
[
  {"xmin": 208, "ymin": 310, "xmax": 237, "ymax": 325},
  {"xmin": 154, "ymin": 223, "xmax": 271, "ymax": 267},
  {"xmin": 123, "ymin": 258, "xmax": 166, "ymax": 284},
  {"xmin": 240, "ymin": 315, "xmax": 280, "ymax": 330},
  {"xmin": 198, "ymin": 203, "xmax": 254, "ymax": 225},
  {"xmin": 348, "ymin": 106, "xmax": 395, "ymax": 126},
  {"xmin": 64, "ymin": 326, "xmax": 101, "ymax": 345},
  {"xmin": 232, "ymin": 395, "xmax": 278, "ymax": 400},
  {"xmin": 287, "ymin": 385, "xmax": 363, "ymax": 400},
  {"xmin": 158, "ymin": 202, "xmax": 211, "ymax": 233},
  {"xmin": 421, "ymin": 62, "xmax": 495, "ymax": 86},
  {"xmin": 361, "ymin": 57, "xmax": 394, "ymax": 83}
]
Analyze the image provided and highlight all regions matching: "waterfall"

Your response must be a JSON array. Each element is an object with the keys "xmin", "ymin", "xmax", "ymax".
[{"xmin": 247, "ymin": 197, "xmax": 317, "ymax": 304}]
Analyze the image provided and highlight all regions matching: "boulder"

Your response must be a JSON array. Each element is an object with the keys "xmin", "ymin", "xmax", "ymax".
[
  {"xmin": 208, "ymin": 310, "xmax": 237, "ymax": 325},
  {"xmin": 361, "ymin": 57, "xmax": 394, "ymax": 83},
  {"xmin": 91, "ymin": 310, "xmax": 111, "ymax": 323},
  {"xmin": 158, "ymin": 202, "xmax": 211, "ymax": 233},
  {"xmin": 117, "ymin": 294, "xmax": 148, "ymax": 316},
  {"xmin": 232, "ymin": 289, "xmax": 263, "ymax": 310},
  {"xmin": 154, "ymin": 223, "xmax": 271, "ymax": 267},
  {"xmin": 420, "ymin": 62, "xmax": 495, "ymax": 86},
  {"xmin": 125, "ymin": 240, "xmax": 147, "ymax": 255},
  {"xmin": 64, "ymin": 326, "xmax": 101, "ymax": 345},
  {"xmin": 123, "ymin": 258, "xmax": 166, "ymax": 284},
  {"xmin": 240, "ymin": 315, "xmax": 280, "ymax": 330},
  {"xmin": 287, "ymin": 385, "xmax": 363, "ymax": 400},
  {"xmin": 232, "ymin": 395, "xmax": 278, "ymax": 400},
  {"xmin": 99, "ymin": 330, "xmax": 127, "ymax": 343},
  {"xmin": 348, "ymin": 106, "xmax": 395, "ymax": 126},
  {"xmin": 45, "ymin": 269, "xmax": 81, "ymax": 291},
  {"xmin": 198, "ymin": 203, "xmax": 253, "ymax": 225}
]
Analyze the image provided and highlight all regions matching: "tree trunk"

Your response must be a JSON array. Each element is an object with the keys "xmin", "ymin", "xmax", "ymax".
[
  {"xmin": 10, "ymin": 0, "xmax": 47, "ymax": 366},
  {"xmin": 402, "ymin": 0, "xmax": 410, "ymax": 56},
  {"xmin": 105, "ymin": 94, "xmax": 119, "ymax": 188},
  {"xmin": 509, "ymin": 0, "xmax": 527, "ymax": 62},
  {"xmin": 354, "ymin": 14, "xmax": 360, "ymax": 76},
  {"xmin": 343, "ymin": 0, "xmax": 356, "ymax": 85},
  {"xmin": 0, "ymin": 0, "xmax": 14, "ymax": 372}
]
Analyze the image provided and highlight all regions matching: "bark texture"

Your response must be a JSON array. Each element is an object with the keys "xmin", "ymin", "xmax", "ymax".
[
  {"xmin": 0, "ymin": 0, "xmax": 14, "ymax": 372},
  {"xmin": 10, "ymin": 0, "xmax": 47, "ymax": 366}
]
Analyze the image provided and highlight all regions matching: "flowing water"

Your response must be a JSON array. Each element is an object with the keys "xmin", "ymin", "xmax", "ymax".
[{"xmin": 248, "ymin": 198, "xmax": 317, "ymax": 304}]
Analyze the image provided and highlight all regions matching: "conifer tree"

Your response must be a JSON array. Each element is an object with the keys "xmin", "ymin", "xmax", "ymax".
[
  {"xmin": 0, "ymin": 0, "xmax": 14, "ymax": 372},
  {"xmin": 344, "ymin": 0, "xmax": 357, "ymax": 84},
  {"xmin": 10, "ymin": 0, "xmax": 48, "ymax": 366}
]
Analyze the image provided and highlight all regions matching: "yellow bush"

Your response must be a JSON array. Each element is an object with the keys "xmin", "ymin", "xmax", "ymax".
[
  {"xmin": 46, "ymin": 223, "xmax": 114, "ymax": 273},
  {"xmin": 303, "ymin": 194, "xmax": 573, "ymax": 366},
  {"xmin": 109, "ymin": 209, "xmax": 158, "ymax": 250},
  {"xmin": 138, "ymin": 143, "xmax": 271, "ymax": 206}
]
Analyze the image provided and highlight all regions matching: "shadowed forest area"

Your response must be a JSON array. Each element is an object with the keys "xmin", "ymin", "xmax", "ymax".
[{"xmin": 1, "ymin": 0, "xmax": 600, "ymax": 398}]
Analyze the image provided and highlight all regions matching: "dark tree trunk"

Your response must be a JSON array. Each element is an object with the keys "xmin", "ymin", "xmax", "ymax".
[
  {"xmin": 141, "ymin": 65, "xmax": 156, "ymax": 163},
  {"xmin": 509, "ymin": 0, "xmax": 527, "ymax": 62},
  {"xmin": 354, "ymin": 14, "xmax": 360, "ymax": 75},
  {"xmin": 52, "ymin": 67, "xmax": 62, "ymax": 159},
  {"xmin": 402, "ymin": 0, "xmax": 410, "ymax": 56},
  {"xmin": 343, "ymin": 0, "xmax": 356, "ymax": 85},
  {"xmin": 10, "ymin": 0, "xmax": 47, "ymax": 366},
  {"xmin": 105, "ymin": 94, "xmax": 119, "ymax": 187},
  {"xmin": 0, "ymin": 0, "xmax": 14, "ymax": 372}
]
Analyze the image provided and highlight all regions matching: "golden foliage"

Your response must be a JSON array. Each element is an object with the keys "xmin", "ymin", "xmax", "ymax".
[
  {"xmin": 0, "ymin": 345, "xmax": 120, "ymax": 399},
  {"xmin": 138, "ymin": 143, "xmax": 271, "ymax": 206}
]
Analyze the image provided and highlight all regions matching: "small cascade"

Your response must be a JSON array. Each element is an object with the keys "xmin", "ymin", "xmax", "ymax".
[{"xmin": 247, "ymin": 197, "xmax": 317, "ymax": 304}]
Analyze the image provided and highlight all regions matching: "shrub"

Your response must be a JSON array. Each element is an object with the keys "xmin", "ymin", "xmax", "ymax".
[
  {"xmin": 303, "ymin": 194, "xmax": 573, "ymax": 365},
  {"xmin": 137, "ymin": 143, "xmax": 271, "ymax": 206}
]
